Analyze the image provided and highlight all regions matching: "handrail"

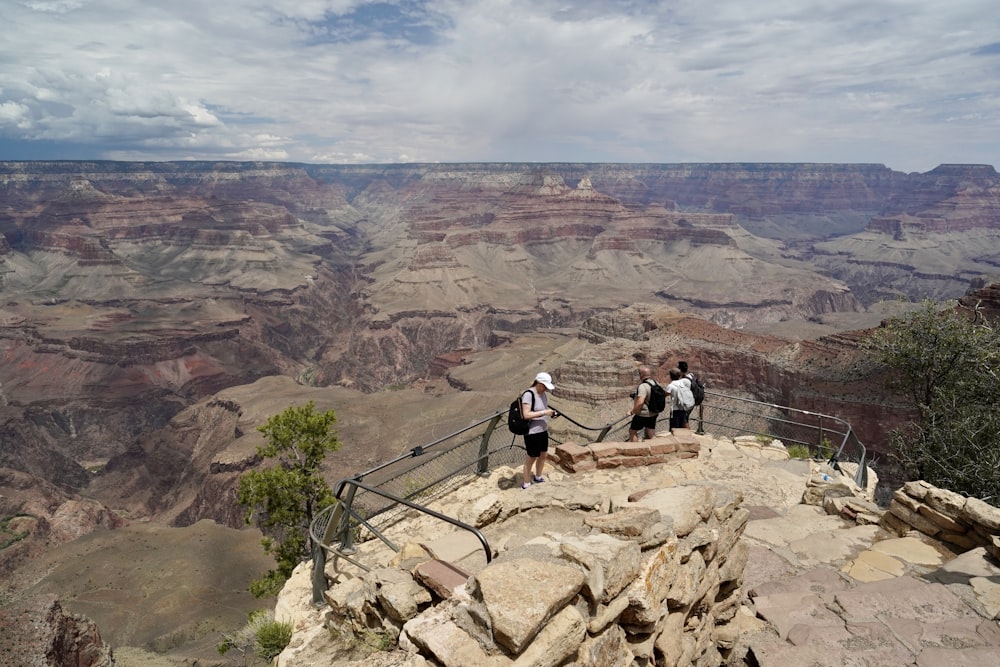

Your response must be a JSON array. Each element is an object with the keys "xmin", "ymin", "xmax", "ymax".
[
  {"xmin": 309, "ymin": 477, "xmax": 493, "ymax": 603},
  {"xmin": 334, "ymin": 477, "xmax": 491, "ymax": 560},
  {"xmin": 309, "ymin": 388, "xmax": 869, "ymax": 603},
  {"xmin": 691, "ymin": 390, "xmax": 867, "ymax": 488}
]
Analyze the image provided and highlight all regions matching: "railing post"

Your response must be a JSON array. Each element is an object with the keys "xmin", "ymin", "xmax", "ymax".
[
  {"xmin": 818, "ymin": 415, "xmax": 825, "ymax": 455},
  {"xmin": 477, "ymin": 414, "xmax": 502, "ymax": 476},
  {"xmin": 337, "ymin": 483, "xmax": 359, "ymax": 555},
  {"xmin": 311, "ymin": 541, "xmax": 326, "ymax": 604},
  {"xmin": 695, "ymin": 403, "xmax": 705, "ymax": 435}
]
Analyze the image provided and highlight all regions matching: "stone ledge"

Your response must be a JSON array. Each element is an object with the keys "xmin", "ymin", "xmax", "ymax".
[
  {"xmin": 879, "ymin": 480, "xmax": 1000, "ymax": 560},
  {"xmin": 553, "ymin": 432, "xmax": 700, "ymax": 473}
]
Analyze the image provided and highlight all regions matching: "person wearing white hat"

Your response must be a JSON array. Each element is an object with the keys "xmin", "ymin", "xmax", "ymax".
[{"xmin": 520, "ymin": 371, "xmax": 558, "ymax": 489}]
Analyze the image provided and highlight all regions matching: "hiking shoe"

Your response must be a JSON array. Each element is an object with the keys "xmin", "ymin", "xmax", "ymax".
[
  {"xmin": 521, "ymin": 482, "xmax": 532, "ymax": 490},
  {"xmin": 532, "ymin": 476, "xmax": 546, "ymax": 483}
]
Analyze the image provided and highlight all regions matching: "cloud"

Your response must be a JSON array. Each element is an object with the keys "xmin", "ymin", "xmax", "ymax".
[
  {"xmin": 0, "ymin": 0, "xmax": 997, "ymax": 171},
  {"xmin": 0, "ymin": 101, "xmax": 32, "ymax": 129}
]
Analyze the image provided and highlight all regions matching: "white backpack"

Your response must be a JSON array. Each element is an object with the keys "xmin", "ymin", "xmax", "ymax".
[{"xmin": 676, "ymin": 379, "xmax": 695, "ymax": 411}]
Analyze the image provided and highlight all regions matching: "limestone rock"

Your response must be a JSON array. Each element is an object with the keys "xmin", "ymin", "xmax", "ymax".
[
  {"xmin": 622, "ymin": 539, "xmax": 681, "ymax": 625},
  {"xmin": 630, "ymin": 483, "xmax": 716, "ymax": 537},
  {"xmin": 366, "ymin": 568, "xmax": 433, "ymax": 623},
  {"xmin": 462, "ymin": 492, "xmax": 504, "ymax": 527},
  {"xmin": 401, "ymin": 600, "xmax": 511, "ymax": 667},
  {"xmin": 560, "ymin": 533, "xmax": 642, "ymax": 603},
  {"xmin": 575, "ymin": 623, "xmax": 632, "ymax": 667},
  {"xmin": 584, "ymin": 505, "xmax": 672, "ymax": 548},
  {"xmin": 924, "ymin": 486, "xmax": 968, "ymax": 516},
  {"xmin": 962, "ymin": 496, "xmax": 1000, "ymax": 532},
  {"xmin": 510, "ymin": 604, "xmax": 586, "ymax": 666},
  {"xmin": 468, "ymin": 558, "xmax": 585, "ymax": 654}
]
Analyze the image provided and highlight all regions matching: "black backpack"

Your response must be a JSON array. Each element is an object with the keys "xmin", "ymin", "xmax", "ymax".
[
  {"xmin": 507, "ymin": 390, "xmax": 535, "ymax": 435},
  {"xmin": 644, "ymin": 379, "xmax": 667, "ymax": 414},
  {"xmin": 688, "ymin": 374, "xmax": 706, "ymax": 406}
]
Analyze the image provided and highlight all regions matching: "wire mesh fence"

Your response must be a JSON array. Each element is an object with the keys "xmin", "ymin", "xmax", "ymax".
[
  {"xmin": 319, "ymin": 408, "xmax": 628, "ymax": 542},
  {"xmin": 694, "ymin": 394, "xmax": 844, "ymax": 457},
  {"xmin": 312, "ymin": 390, "xmax": 868, "ymax": 561},
  {"xmin": 339, "ymin": 413, "xmax": 522, "ymax": 534},
  {"xmin": 692, "ymin": 391, "xmax": 867, "ymax": 486}
]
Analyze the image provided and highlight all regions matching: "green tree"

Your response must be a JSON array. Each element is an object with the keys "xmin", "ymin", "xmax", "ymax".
[
  {"xmin": 864, "ymin": 299, "xmax": 1000, "ymax": 501},
  {"xmin": 237, "ymin": 401, "xmax": 340, "ymax": 597}
]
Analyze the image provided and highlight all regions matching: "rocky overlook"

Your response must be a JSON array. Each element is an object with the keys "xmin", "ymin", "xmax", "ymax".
[
  {"xmin": 271, "ymin": 432, "xmax": 1000, "ymax": 667},
  {"xmin": 1, "ymin": 160, "xmax": 999, "ymax": 664}
]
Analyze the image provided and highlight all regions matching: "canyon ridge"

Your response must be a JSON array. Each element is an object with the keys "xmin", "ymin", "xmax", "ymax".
[{"xmin": 1, "ymin": 161, "xmax": 999, "ymax": 664}]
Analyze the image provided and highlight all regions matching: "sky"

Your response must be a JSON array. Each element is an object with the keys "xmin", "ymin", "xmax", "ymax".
[{"xmin": 1, "ymin": 0, "xmax": 998, "ymax": 173}]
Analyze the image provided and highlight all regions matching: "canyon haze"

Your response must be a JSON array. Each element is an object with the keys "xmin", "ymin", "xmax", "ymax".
[{"xmin": 1, "ymin": 161, "xmax": 999, "ymax": 664}]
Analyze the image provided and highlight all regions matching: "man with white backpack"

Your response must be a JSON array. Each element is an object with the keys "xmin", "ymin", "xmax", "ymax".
[{"xmin": 665, "ymin": 367, "xmax": 695, "ymax": 431}]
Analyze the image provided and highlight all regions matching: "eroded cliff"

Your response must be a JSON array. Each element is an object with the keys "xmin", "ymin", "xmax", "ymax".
[{"xmin": 2, "ymin": 161, "xmax": 1000, "ymax": 663}]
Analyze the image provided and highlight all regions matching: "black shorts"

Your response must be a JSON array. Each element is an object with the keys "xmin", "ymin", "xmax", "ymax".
[
  {"xmin": 670, "ymin": 410, "xmax": 688, "ymax": 430},
  {"xmin": 524, "ymin": 431, "xmax": 549, "ymax": 458},
  {"xmin": 630, "ymin": 415, "xmax": 658, "ymax": 431}
]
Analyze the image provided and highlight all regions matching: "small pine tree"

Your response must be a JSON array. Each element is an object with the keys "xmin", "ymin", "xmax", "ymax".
[{"xmin": 237, "ymin": 401, "xmax": 340, "ymax": 597}]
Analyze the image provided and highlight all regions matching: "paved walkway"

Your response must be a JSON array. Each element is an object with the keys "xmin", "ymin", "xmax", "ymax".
[{"xmin": 736, "ymin": 461, "xmax": 1000, "ymax": 666}]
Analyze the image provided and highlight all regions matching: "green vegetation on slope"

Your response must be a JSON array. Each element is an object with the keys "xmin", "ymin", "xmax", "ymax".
[{"xmin": 865, "ymin": 299, "xmax": 1000, "ymax": 502}]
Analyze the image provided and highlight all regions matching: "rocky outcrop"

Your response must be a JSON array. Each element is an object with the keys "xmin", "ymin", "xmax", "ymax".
[
  {"xmin": 0, "ymin": 594, "xmax": 114, "ymax": 667},
  {"xmin": 315, "ymin": 475, "xmax": 748, "ymax": 667},
  {"xmin": 959, "ymin": 278, "xmax": 1000, "ymax": 320},
  {"xmin": 0, "ymin": 468, "xmax": 126, "ymax": 580},
  {"xmin": 880, "ymin": 480, "xmax": 1000, "ymax": 557},
  {"xmin": 553, "ymin": 303, "xmax": 922, "ymax": 468},
  {"xmin": 274, "ymin": 430, "xmax": 922, "ymax": 667}
]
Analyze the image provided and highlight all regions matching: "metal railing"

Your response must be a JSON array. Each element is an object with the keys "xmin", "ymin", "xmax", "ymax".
[
  {"xmin": 308, "ymin": 390, "xmax": 867, "ymax": 602},
  {"xmin": 690, "ymin": 390, "xmax": 868, "ymax": 488}
]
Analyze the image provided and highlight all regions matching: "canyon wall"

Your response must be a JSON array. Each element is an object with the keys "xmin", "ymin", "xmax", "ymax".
[{"xmin": 1, "ymin": 161, "xmax": 999, "ymax": 661}]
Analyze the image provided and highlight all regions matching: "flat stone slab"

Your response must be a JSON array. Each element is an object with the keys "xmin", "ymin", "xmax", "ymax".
[
  {"xmin": 749, "ymin": 641, "xmax": 914, "ymax": 667},
  {"xmin": 835, "ymin": 576, "xmax": 981, "ymax": 625},
  {"xmin": 844, "ymin": 548, "xmax": 905, "ymax": 582},
  {"xmin": 870, "ymin": 536, "xmax": 948, "ymax": 567},
  {"xmin": 926, "ymin": 547, "xmax": 1000, "ymax": 584},
  {"xmin": 744, "ymin": 505, "xmax": 782, "ymax": 521},
  {"xmin": 968, "ymin": 577, "xmax": 1000, "ymax": 619},
  {"xmin": 743, "ymin": 504, "xmax": 847, "ymax": 547},
  {"xmin": 746, "ymin": 565, "xmax": 1000, "ymax": 667},
  {"xmin": 786, "ymin": 523, "xmax": 879, "ymax": 567},
  {"xmin": 751, "ymin": 592, "xmax": 844, "ymax": 640},
  {"xmin": 742, "ymin": 544, "xmax": 798, "ymax": 597},
  {"xmin": 749, "ymin": 565, "xmax": 852, "ymax": 599},
  {"xmin": 412, "ymin": 559, "xmax": 471, "ymax": 600},
  {"xmin": 421, "ymin": 531, "xmax": 488, "ymax": 566},
  {"xmin": 915, "ymin": 647, "xmax": 1000, "ymax": 666},
  {"xmin": 785, "ymin": 620, "xmax": 909, "ymax": 653}
]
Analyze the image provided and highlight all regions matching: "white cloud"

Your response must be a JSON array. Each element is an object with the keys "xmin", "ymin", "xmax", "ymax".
[{"xmin": 0, "ymin": 0, "xmax": 997, "ymax": 171}]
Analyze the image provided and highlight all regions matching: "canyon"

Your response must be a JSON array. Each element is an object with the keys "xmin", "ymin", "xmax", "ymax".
[{"xmin": 1, "ymin": 160, "xmax": 999, "ymax": 664}]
